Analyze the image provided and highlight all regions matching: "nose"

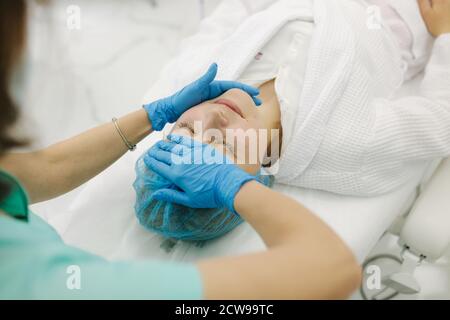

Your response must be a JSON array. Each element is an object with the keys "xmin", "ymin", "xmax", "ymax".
[
  {"xmin": 204, "ymin": 108, "xmax": 229, "ymax": 130},
  {"xmin": 199, "ymin": 108, "xmax": 230, "ymax": 144}
]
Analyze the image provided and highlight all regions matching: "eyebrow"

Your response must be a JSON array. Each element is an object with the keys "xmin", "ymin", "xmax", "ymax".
[{"xmin": 176, "ymin": 121, "xmax": 195, "ymax": 134}]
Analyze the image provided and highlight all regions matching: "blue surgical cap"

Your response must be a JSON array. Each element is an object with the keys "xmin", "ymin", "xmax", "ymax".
[{"xmin": 133, "ymin": 151, "xmax": 274, "ymax": 242}]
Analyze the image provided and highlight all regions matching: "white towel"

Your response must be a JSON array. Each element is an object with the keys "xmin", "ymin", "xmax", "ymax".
[{"xmin": 144, "ymin": 0, "xmax": 450, "ymax": 196}]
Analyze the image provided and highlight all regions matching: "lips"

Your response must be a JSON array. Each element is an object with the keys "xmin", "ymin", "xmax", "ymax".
[{"xmin": 214, "ymin": 99, "xmax": 244, "ymax": 118}]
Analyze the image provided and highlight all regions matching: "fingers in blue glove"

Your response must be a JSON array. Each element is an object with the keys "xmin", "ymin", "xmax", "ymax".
[
  {"xmin": 152, "ymin": 188, "xmax": 192, "ymax": 207},
  {"xmin": 210, "ymin": 81, "xmax": 262, "ymax": 106},
  {"xmin": 156, "ymin": 139, "xmax": 186, "ymax": 156},
  {"xmin": 210, "ymin": 81, "xmax": 260, "ymax": 97},
  {"xmin": 198, "ymin": 63, "xmax": 261, "ymax": 106},
  {"xmin": 253, "ymin": 96, "xmax": 263, "ymax": 106},
  {"xmin": 166, "ymin": 134, "xmax": 231, "ymax": 165},
  {"xmin": 143, "ymin": 155, "xmax": 173, "ymax": 181},
  {"xmin": 167, "ymin": 134, "xmax": 201, "ymax": 147},
  {"xmin": 144, "ymin": 62, "xmax": 262, "ymax": 133},
  {"xmin": 196, "ymin": 63, "xmax": 218, "ymax": 89},
  {"xmin": 148, "ymin": 146, "xmax": 174, "ymax": 166}
]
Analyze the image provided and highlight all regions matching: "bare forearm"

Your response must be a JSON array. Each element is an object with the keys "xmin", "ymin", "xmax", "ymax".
[
  {"xmin": 235, "ymin": 181, "xmax": 336, "ymax": 248},
  {"xmin": 199, "ymin": 182, "xmax": 361, "ymax": 299},
  {"xmin": 0, "ymin": 109, "xmax": 152, "ymax": 203}
]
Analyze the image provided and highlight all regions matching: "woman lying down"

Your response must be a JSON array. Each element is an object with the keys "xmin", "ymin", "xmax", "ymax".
[
  {"xmin": 134, "ymin": 0, "xmax": 450, "ymax": 241},
  {"xmin": 3, "ymin": 0, "xmax": 450, "ymax": 300},
  {"xmin": 135, "ymin": 0, "xmax": 450, "ymax": 242}
]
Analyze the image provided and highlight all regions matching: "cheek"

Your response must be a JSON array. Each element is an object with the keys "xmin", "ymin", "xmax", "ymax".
[
  {"xmin": 170, "ymin": 106, "xmax": 207, "ymax": 136},
  {"xmin": 170, "ymin": 128, "xmax": 190, "ymax": 138},
  {"xmin": 228, "ymin": 124, "xmax": 265, "ymax": 176},
  {"xmin": 177, "ymin": 107, "xmax": 203, "ymax": 122}
]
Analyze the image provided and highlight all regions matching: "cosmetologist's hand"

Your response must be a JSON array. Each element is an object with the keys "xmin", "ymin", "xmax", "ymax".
[
  {"xmin": 144, "ymin": 63, "xmax": 261, "ymax": 131},
  {"xmin": 143, "ymin": 135, "xmax": 256, "ymax": 214}
]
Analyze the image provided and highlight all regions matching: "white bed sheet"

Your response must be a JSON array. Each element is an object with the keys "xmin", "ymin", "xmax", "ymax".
[{"xmin": 55, "ymin": 73, "xmax": 435, "ymax": 264}]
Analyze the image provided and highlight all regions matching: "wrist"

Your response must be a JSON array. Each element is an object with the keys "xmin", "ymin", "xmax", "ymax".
[
  {"xmin": 119, "ymin": 109, "xmax": 153, "ymax": 140},
  {"xmin": 217, "ymin": 167, "xmax": 256, "ymax": 215},
  {"xmin": 143, "ymin": 101, "xmax": 166, "ymax": 131},
  {"xmin": 233, "ymin": 180, "xmax": 263, "ymax": 216},
  {"xmin": 143, "ymin": 98, "xmax": 177, "ymax": 131}
]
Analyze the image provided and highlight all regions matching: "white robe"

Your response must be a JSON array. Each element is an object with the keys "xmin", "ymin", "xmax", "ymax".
[{"xmin": 145, "ymin": 0, "xmax": 450, "ymax": 196}]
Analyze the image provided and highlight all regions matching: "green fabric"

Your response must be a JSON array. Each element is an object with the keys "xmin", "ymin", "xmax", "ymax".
[
  {"xmin": 0, "ymin": 171, "xmax": 203, "ymax": 300},
  {"xmin": 0, "ymin": 170, "xmax": 29, "ymax": 221}
]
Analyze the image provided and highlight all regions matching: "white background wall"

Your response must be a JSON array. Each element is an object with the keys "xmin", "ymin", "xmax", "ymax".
[
  {"xmin": 21, "ymin": 0, "xmax": 221, "ymax": 148},
  {"xmin": 26, "ymin": 0, "xmax": 222, "ymax": 238}
]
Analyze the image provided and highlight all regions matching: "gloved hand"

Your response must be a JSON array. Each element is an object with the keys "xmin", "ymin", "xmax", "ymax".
[
  {"xmin": 144, "ymin": 63, "xmax": 261, "ymax": 131},
  {"xmin": 143, "ymin": 135, "xmax": 256, "ymax": 214}
]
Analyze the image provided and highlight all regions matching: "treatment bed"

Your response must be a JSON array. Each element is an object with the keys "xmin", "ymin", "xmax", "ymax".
[
  {"xmin": 36, "ymin": 0, "xmax": 442, "ymax": 266},
  {"xmin": 45, "ymin": 74, "xmax": 437, "ymax": 264}
]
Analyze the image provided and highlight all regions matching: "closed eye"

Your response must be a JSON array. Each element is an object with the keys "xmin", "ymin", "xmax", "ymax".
[
  {"xmin": 177, "ymin": 121, "xmax": 236, "ymax": 158},
  {"xmin": 177, "ymin": 121, "xmax": 195, "ymax": 135}
]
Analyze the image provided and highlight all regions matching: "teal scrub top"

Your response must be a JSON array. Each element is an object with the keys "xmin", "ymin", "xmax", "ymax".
[{"xmin": 0, "ymin": 171, "xmax": 203, "ymax": 300}]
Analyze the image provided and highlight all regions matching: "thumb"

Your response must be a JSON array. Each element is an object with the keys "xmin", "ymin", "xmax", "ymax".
[
  {"xmin": 152, "ymin": 188, "xmax": 192, "ymax": 207},
  {"xmin": 197, "ymin": 63, "xmax": 218, "ymax": 88}
]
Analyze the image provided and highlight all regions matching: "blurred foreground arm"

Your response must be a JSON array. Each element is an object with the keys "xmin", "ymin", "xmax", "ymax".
[
  {"xmin": 146, "ymin": 137, "xmax": 362, "ymax": 299},
  {"xmin": 199, "ymin": 181, "xmax": 362, "ymax": 300}
]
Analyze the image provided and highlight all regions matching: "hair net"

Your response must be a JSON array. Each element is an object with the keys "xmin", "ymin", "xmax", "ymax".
[{"xmin": 133, "ymin": 151, "xmax": 274, "ymax": 242}]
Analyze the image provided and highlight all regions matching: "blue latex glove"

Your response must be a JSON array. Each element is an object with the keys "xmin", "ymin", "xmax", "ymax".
[
  {"xmin": 143, "ymin": 135, "xmax": 256, "ymax": 214},
  {"xmin": 144, "ymin": 63, "xmax": 262, "ymax": 131}
]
